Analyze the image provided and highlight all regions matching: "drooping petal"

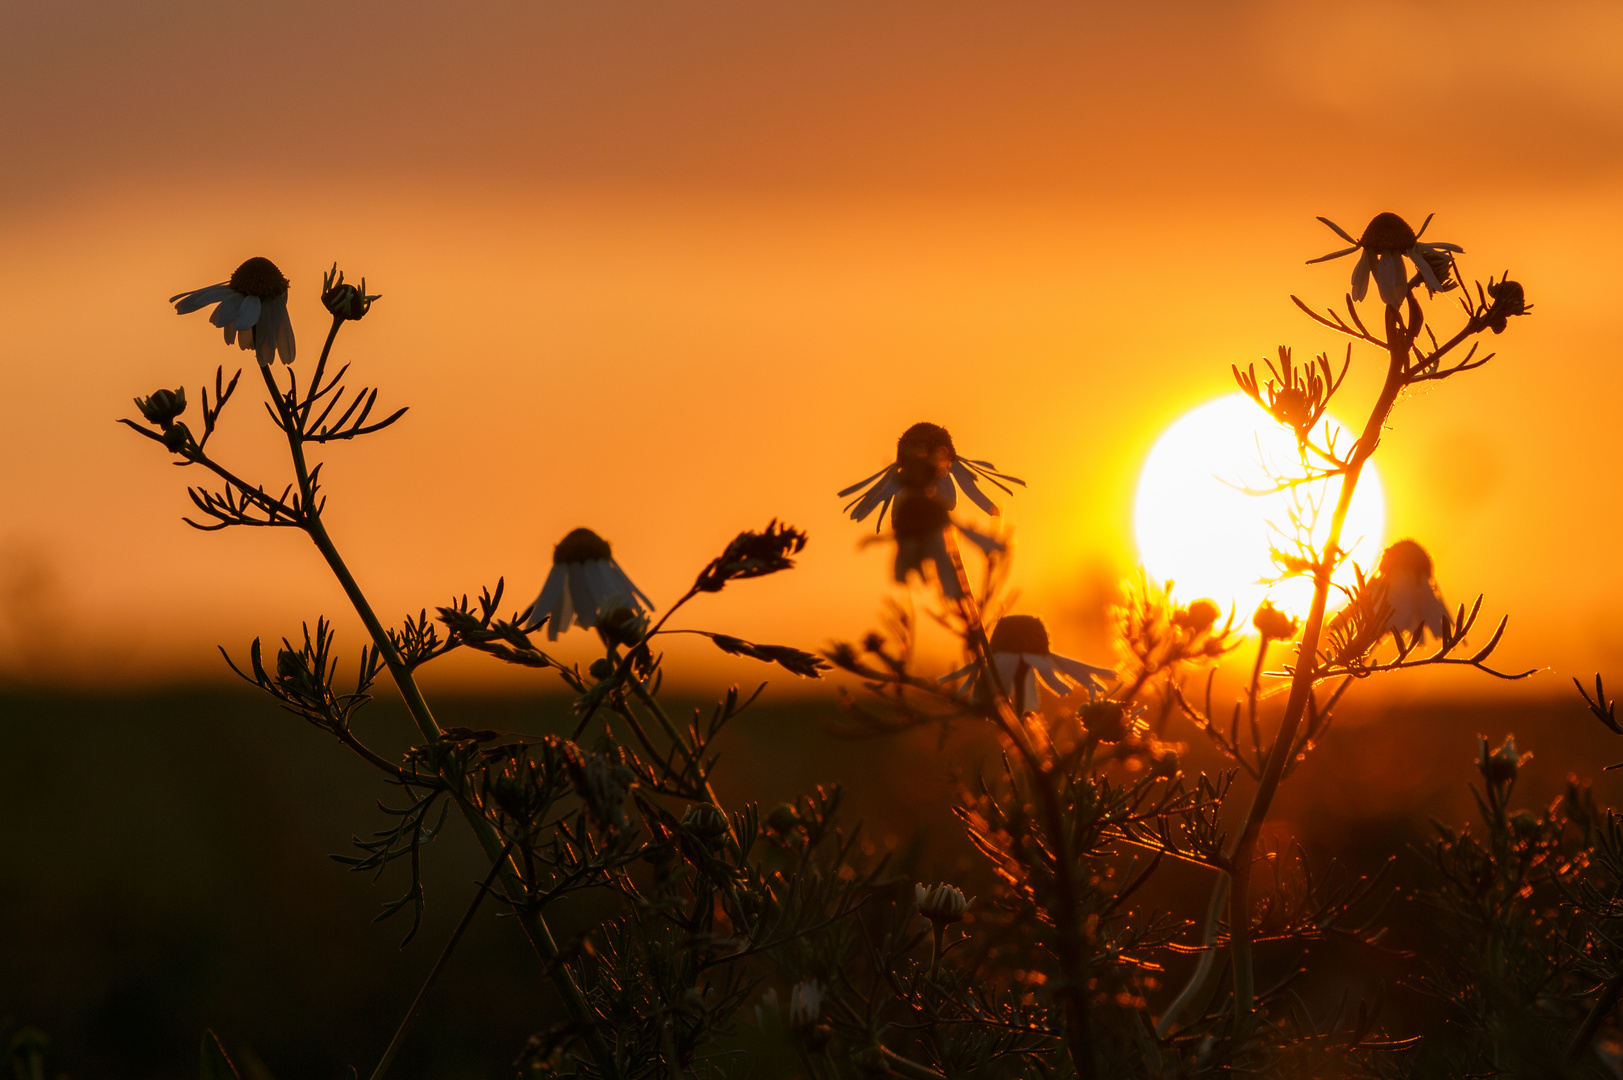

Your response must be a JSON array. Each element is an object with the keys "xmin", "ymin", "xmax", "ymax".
[
  {"xmin": 1306, "ymin": 244, "xmax": 1360, "ymax": 265},
  {"xmin": 276, "ymin": 303, "xmax": 297, "ymax": 364},
  {"xmin": 606, "ymin": 557, "xmax": 654, "ymax": 610},
  {"xmin": 960, "ymin": 458, "xmax": 1024, "ymax": 490},
  {"xmin": 1373, "ymin": 254, "xmax": 1403, "ymax": 307},
  {"xmin": 550, "ymin": 578, "xmax": 578, "ymax": 641},
  {"xmin": 956, "ymin": 523, "xmax": 1004, "ymax": 556},
  {"xmin": 837, "ymin": 463, "xmax": 894, "ymax": 499},
  {"xmin": 567, "ymin": 563, "xmax": 597, "ymax": 628},
  {"xmin": 171, "ymin": 283, "xmax": 233, "ymax": 313},
  {"xmin": 1410, "ymin": 247, "xmax": 1442, "ymax": 290},
  {"xmin": 1051, "ymin": 653, "xmax": 1114, "ymax": 692},
  {"xmin": 951, "ymin": 462, "xmax": 1000, "ymax": 515},
  {"xmin": 1027, "ymin": 653, "xmax": 1072, "ymax": 697},
  {"xmin": 846, "ymin": 473, "xmax": 902, "ymax": 524},
  {"xmin": 932, "ymin": 546, "xmax": 963, "ymax": 599},
  {"xmin": 209, "ymin": 293, "xmax": 246, "ymax": 329},
  {"xmin": 524, "ymin": 566, "xmax": 568, "ymax": 633},
  {"xmin": 234, "ymin": 294, "xmax": 263, "ymax": 330},
  {"xmin": 1350, "ymin": 252, "xmax": 1372, "ymax": 301}
]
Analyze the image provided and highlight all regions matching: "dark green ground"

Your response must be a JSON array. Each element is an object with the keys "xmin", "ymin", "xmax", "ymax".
[{"xmin": 4, "ymin": 684, "xmax": 1620, "ymax": 1078}]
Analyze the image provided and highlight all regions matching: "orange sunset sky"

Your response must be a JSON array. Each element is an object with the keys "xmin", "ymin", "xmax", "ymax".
[{"xmin": 1, "ymin": 1, "xmax": 1619, "ymax": 693}]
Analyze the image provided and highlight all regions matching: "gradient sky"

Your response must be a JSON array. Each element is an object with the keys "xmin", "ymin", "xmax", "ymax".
[{"xmin": 1, "ymin": 1, "xmax": 1620, "ymax": 693}]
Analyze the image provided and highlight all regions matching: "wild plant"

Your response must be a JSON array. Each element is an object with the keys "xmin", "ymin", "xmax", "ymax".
[{"xmin": 116, "ymin": 209, "xmax": 1561, "ymax": 1079}]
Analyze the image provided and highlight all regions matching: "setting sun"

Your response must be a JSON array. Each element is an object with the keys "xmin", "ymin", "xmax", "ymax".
[{"xmin": 1133, "ymin": 393, "xmax": 1384, "ymax": 626}]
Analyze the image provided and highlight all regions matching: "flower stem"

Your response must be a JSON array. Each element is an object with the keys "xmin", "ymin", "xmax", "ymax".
[
  {"xmin": 255, "ymin": 359, "xmax": 622, "ymax": 1078},
  {"xmin": 1223, "ymin": 303, "xmax": 1412, "ymax": 1022}
]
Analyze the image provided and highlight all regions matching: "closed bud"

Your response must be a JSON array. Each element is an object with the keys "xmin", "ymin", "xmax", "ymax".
[
  {"xmin": 682, "ymin": 802, "xmax": 730, "ymax": 840},
  {"xmin": 1477, "ymin": 734, "xmax": 1523, "ymax": 785},
  {"xmin": 787, "ymin": 980, "xmax": 822, "ymax": 1030},
  {"xmin": 1174, "ymin": 599, "xmax": 1221, "ymax": 635},
  {"xmin": 1080, "ymin": 700, "xmax": 1129, "ymax": 743},
  {"xmin": 321, "ymin": 264, "xmax": 380, "ymax": 321},
  {"xmin": 136, "ymin": 387, "xmax": 187, "ymax": 430},
  {"xmin": 160, "ymin": 421, "xmax": 193, "ymax": 453},
  {"xmin": 1252, "ymin": 601, "xmax": 1298, "ymax": 641},
  {"xmin": 588, "ymin": 657, "xmax": 615, "ymax": 681},
  {"xmin": 765, "ymin": 803, "xmax": 802, "ymax": 833}
]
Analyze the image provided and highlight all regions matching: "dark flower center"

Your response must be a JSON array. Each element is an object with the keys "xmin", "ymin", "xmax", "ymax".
[
  {"xmin": 897, "ymin": 422, "xmax": 955, "ymax": 462},
  {"xmin": 1379, "ymin": 538, "xmax": 1432, "ymax": 578},
  {"xmin": 229, "ymin": 257, "xmax": 291, "ymax": 298},
  {"xmin": 555, "ymin": 528, "xmax": 613, "ymax": 564},
  {"xmin": 1358, "ymin": 213, "xmax": 1418, "ymax": 254},
  {"xmin": 990, "ymin": 614, "xmax": 1049, "ymax": 655},
  {"xmin": 891, "ymin": 492, "xmax": 950, "ymax": 538}
]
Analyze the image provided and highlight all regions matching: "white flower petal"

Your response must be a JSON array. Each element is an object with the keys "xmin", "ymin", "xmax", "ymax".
[
  {"xmin": 525, "ymin": 567, "xmax": 568, "ymax": 633},
  {"xmin": 952, "ymin": 461, "xmax": 999, "ymax": 514},
  {"xmin": 209, "ymin": 293, "xmax": 245, "ymax": 328},
  {"xmin": 1051, "ymin": 653, "xmax": 1114, "ymax": 690},
  {"xmin": 235, "ymin": 294, "xmax": 263, "ymax": 330},
  {"xmin": 837, "ymin": 463, "xmax": 894, "ymax": 499},
  {"xmin": 172, "ymin": 284, "xmax": 236, "ymax": 314},
  {"xmin": 1028, "ymin": 654, "xmax": 1072, "ymax": 696},
  {"xmin": 567, "ymin": 564, "xmax": 597, "ymax": 627},
  {"xmin": 1350, "ymin": 253, "xmax": 1371, "ymax": 301}
]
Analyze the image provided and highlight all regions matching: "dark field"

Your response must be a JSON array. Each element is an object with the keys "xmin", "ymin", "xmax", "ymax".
[{"xmin": 4, "ymin": 684, "xmax": 1621, "ymax": 1079}]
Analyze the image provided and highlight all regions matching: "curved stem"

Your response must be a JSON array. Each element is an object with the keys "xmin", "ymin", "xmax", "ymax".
[
  {"xmin": 1224, "ymin": 303, "xmax": 1411, "ymax": 1020},
  {"xmin": 255, "ymin": 359, "xmax": 622, "ymax": 1078}
]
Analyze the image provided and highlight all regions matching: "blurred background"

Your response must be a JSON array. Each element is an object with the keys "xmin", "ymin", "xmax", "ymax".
[{"xmin": 3, "ymin": 1, "xmax": 1622, "ymax": 1076}]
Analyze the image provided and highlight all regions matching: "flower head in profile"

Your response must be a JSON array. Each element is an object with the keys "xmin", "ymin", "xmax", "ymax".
[
  {"xmin": 1330, "ymin": 539, "xmax": 1452, "ymax": 656},
  {"xmin": 915, "ymin": 882, "xmax": 972, "ymax": 928},
  {"xmin": 1308, "ymin": 212, "xmax": 1463, "ymax": 308},
  {"xmin": 944, "ymin": 614, "xmax": 1113, "ymax": 714},
  {"xmin": 787, "ymin": 981, "xmax": 822, "ymax": 1030},
  {"xmin": 1485, "ymin": 276, "xmax": 1531, "ymax": 334},
  {"xmin": 524, "ymin": 528, "xmax": 653, "ymax": 641},
  {"xmin": 890, "ymin": 490, "xmax": 1002, "ymax": 600},
  {"xmin": 170, "ymin": 257, "xmax": 297, "ymax": 366},
  {"xmin": 839, "ymin": 422, "xmax": 1024, "ymax": 531}
]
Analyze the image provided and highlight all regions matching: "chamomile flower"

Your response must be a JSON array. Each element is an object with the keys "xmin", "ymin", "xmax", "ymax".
[
  {"xmin": 170, "ymin": 257, "xmax": 297, "ymax": 366},
  {"xmin": 942, "ymin": 614, "xmax": 1113, "ymax": 714},
  {"xmin": 1331, "ymin": 539, "xmax": 1451, "ymax": 654},
  {"xmin": 891, "ymin": 491, "xmax": 1002, "ymax": 601},
  {"xmin": 1308, "ymin": 212, "xmax": 1463, "ymax": 308},
  {"xmin": 839, "ymin": 422, "xmax": 1023, "ymax": 530},
  {"xmin": 524, "ymin": 528, "xmax": 653, "ymax": 641}
]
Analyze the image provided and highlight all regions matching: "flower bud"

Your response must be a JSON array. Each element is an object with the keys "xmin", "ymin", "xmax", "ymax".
[
  {"xmin": 914, "ymin": 882, "xmax": 971, "ymax": 928},
  {"xmin": 1174, "ymin": 599, "xmax": 1220, "ymax": 635},
  {"xmin": 321, "ymin": 264, "xmax": 380, "ymax": 321},
  {"xmin": 1477, "ymin": 734, "xmax": 1523, "ymax": 785},
  {"xmin": 588, "ymin": 657, "xmax": 615, "ymax": 681},
  {"xmin": 159, "ymin": 421, "xmax": 193, "ymax": 453},
  {"xmin": 1080, "ymin": 700, "xmax": 1129, "ymax": 743},
  {"xmin": 136, "ymin": 387, "xmax": 187, "ymax": 430},
  {"xmin": 1252, "ymin": 601, "xmax": 1298, "ymax": 641},
  {"xmin": 1486, "ymin": 278, "xmax": 1528, "ymax": 334},
  {"xmin": 765, "ymin": 803, "xmax": 802, "ymax": 833},
  {"xmin": 682, "ymin": 802, "xmax": 731, "ymax": 840}
]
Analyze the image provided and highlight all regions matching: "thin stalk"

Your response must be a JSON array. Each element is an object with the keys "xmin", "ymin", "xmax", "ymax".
[
  {"xmin": 256, "ymin": 359, "xmax": 622, "ymax": 1078},
  {"xmin": 1224, "ymin": 303, "xmax": 1412, "ymax": 1020},
  {"xmin": 943, "ymin": 535, "xmax": 1095, "ymax": 1080},
  {"xmin": 368, "ymin": 847, "xmax": 509, "ymax": 1080}
]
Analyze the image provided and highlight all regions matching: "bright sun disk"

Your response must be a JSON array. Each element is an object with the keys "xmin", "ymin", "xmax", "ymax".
[{"xmin": 1133, "ymin": 393, "xmax": 1384, "ymax": 629}]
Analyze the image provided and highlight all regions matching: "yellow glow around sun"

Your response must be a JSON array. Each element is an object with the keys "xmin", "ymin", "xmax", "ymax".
[{"xmin": 1133, "ymin": 393, "xmax": 1384, "ymax": 627}]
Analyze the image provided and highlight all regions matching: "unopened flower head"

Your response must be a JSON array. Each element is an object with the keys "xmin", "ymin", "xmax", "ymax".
[
  {"xmin": 321, "ymin": 264, "xmax": 380, "ymax": 321},
  {"xmin": 682, "ymin": 802, "xmax": 731, "ymax": 840},
  {"xmin": 1252, "ymin": 600, "xmax": 1298, "ymax": 641},
  {"xmin": 890, "ymin": 491, "xmax": 1002, "ymax": 601},
  {"xmin": 945, "ymin": 614, "xmax": 1112, "ymax": 714},
  {"xmin": 787, "ymin": 981, "xmax": 822, "ymax": 1029},
  {"xmin": 1079, "ymin": 699, "xmax": 1132, "ymax": 743},
  {"xmin": 1477, "ymin": 733, "xmax": 1523, "ymax": 785},
  {"xmin": 135, "ymin": 387, "xmax": 187, "ymax": 430},
  {"xmin": 1486, "ymin": 277, "xmax": 1530, "ymax": 335},
  {"xmin": 838, "ymin": 422, "xmax": 1024, "ymax": 531},
  {"xmin": 170, "ymin": 256, "xmax": 297, "ymax": 366},
  {"xmin": 915, "ymin": 882, "xmax": 972, "ymax": 928},
  {"xmin": 524, "ymin": 528, "xmax": 653, "ymax": 641},
  {"xmin": 1173, "ymin": 599, "xmax": 1221, "ymax": 636},
  {"xmin": 1309, "ymin": 212, "xmax": 1464, "ymax": 308}
]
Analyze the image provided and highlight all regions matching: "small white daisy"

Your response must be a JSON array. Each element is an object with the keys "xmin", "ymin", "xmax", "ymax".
[
  {"xmin": 1332, "ymin": 538, "xmax": 1451, "ymax": 653},
  {"xmin": 839, "ymin": 422, "xmax": 1023, "ymax": 530},
  {"xmin": 170, "ymin": 256, "xmax": 298, "ymax": 366},
  {"xmin": 890, "ymin": 491, "xmax": 1002, "ymax": 601},
  {"xmin": 1308, "ymin": 212, "xmax": 1463, "ymax": 308},
  {"xmin": 787, "ymin": 981, "xmax": 822, "ymax": 1029},
  {"xmin": 524, "ymin": 528, "xmax": 653, "ymax": 641},
  {"xmin": 943, "ymin": 614, "xmax": 1113, "ymax": 714}
]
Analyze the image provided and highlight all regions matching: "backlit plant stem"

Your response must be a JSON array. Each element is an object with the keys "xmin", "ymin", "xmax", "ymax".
[
  {"xmin": 1225, "ymin": 303, "xmax": 1412, "ymax": 1019},
  {"xmin": 256, "ymin": 339, "xmax": 623, "ymax": 1079},
  {"xmin": 946, "ymin": 537, "xmax": 1097, "ymax": 1080}
]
